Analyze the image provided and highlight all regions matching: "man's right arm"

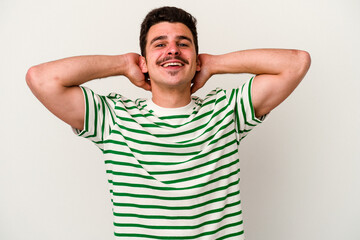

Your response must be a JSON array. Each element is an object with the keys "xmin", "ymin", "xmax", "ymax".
[{"xmin": 26, "ymin": 53, "xmax": 149, "ymax": 130}]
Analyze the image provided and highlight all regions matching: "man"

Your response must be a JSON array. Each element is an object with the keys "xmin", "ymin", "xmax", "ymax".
[{"xmin": 26, "ymin": 6, "xmax": 310, "ymax": 240}]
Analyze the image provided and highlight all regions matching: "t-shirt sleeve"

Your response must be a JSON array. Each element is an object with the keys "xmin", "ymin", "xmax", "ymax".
[
  {"xmin": 232, "ymin": 76, "xmax": 268, "ymax": 142},
  {"xmin": 72, "ymin": 86, "xmax": 116, "ymax": 149}
]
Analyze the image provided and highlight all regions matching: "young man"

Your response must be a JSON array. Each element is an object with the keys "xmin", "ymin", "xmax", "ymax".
[{"xmin": 26, "ymin": 6, "xmax": 310, "ymax": 240}]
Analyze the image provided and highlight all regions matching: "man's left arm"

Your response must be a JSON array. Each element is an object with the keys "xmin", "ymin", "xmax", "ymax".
[{"xmin": 192, "ymin": 49, "xmax": 311, "ymax": 118}]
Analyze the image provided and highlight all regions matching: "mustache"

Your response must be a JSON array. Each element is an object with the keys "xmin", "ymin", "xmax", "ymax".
[{"xmin": 156, "ymin": 56, "xmax": 189, "ymax": 65}]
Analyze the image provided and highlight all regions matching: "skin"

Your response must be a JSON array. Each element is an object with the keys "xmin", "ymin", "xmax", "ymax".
[
  {"xmin": 193, "ymin": 50, "xmax": 311, "ymax": 117},
  {"xmin": 26, "ymin": 21, "xmax": 311, "ymax": 131},
  {"xmin": 139, "ymin": 22, "xmax": 200, "ymax": 108}
]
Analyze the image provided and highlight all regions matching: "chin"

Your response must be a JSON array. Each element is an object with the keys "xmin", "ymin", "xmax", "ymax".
[{"xmin": 151, "ymin": 78, "xmax": 191, "ymax": 90}]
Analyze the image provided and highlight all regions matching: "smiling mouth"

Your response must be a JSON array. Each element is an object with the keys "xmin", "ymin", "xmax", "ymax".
[
  {"xmin": 157, "ymin": 56, "xmax": 189, "ymax": 67},
  {"xmin": 161, "ymin": 62, "xmax": 184, "ymax": 67}
]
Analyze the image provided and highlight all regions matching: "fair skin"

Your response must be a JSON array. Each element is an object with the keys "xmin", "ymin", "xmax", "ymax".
[
  {"xmin": 139, "ymin": 22, "xmax": 200, "ymax": 108},
  {"xmin": 193, "ymin": 49, "xmax": 311, "ymax": 117},
  {"xmin": 26, "ymin": 21, "xmax": 311, "ymax": 131}
]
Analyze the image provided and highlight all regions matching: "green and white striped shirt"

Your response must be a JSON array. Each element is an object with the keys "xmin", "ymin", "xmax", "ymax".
[{"xmin": 74, "ymin": 77, "xmax": 264, "ymax": 239}]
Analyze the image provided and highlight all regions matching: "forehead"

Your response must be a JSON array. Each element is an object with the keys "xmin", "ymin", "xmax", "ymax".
[{"xmin": 147, "ymin": 22, "xmax": 193, "ymax": 44}]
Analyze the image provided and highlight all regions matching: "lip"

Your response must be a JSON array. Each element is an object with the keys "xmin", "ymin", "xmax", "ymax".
[
  {"xmin": 156, "ymin": 56, "xmax": 189, "ymax": 66},
  {"xmin": 160, "ymin": 60, "xmax": 185, "ymax": 67}
]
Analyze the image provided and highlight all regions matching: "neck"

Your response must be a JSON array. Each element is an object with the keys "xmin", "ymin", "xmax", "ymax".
[{"xmin": 151, "ymin": 85, "xmax": 191, "ymax": 108}]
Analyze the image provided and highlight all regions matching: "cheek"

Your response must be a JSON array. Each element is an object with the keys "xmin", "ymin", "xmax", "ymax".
[{"xmin": 149, "ymin": 53, "xmax": 164, "ymax": 66}]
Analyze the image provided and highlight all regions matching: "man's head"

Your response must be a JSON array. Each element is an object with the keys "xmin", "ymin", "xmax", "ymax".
[
  {"xmin": 138, "ymin": 7, "xmax": 201, "ymax": 95},
  {"xmin": 140, "ymin": 6, "xmax": 198, "ymax": 57}
]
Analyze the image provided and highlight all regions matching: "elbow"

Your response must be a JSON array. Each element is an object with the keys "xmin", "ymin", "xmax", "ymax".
[
  {"xmin": 26, "ymin": 66, "xmax": 39, "ymax": 90},
  {"xmin": 301, "ymin": 50, "xmax": 311, "ymax": 68},
  {"xmin": 26, "ymin": 65, "xmax": 50, "ymax": 92},
  {"xmin": 296, "ymin": 50, "xmax": 311, "ymax": 75},
  {"xmin": 285, "ymin": 50, "xmax": 311, "ymax": 82}
]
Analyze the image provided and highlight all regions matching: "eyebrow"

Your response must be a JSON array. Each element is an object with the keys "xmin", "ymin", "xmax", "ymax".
[{"xmin": 149, "ymin": 35, "xmax": 193, "ymax": 45}]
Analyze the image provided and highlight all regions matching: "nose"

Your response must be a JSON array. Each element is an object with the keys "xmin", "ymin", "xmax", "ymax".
[{"xmin": 167, "ymin": 43, "xmax": 180, "ymax": 55}]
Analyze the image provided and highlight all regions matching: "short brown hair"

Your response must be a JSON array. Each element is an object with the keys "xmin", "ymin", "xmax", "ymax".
[{"xmin": 140, "ymin": 6, "xmax": 199, "ymax": 57}]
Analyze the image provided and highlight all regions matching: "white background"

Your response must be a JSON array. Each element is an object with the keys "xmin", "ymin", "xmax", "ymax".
[{"xmin": 1, "ymin": 0, "xmax": 359, "ymax": 239}]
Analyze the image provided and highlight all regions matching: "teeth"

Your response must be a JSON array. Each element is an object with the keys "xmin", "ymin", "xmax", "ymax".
[{"xmin": 163, "ymin": 62, "xmax": 183, "ymax": 67}]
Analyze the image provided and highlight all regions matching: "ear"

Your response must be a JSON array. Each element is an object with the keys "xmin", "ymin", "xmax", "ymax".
[
  {"xmin": 196, "ymin": 56, "xmax": 201, "ymax": 71},
  {"xmin": 139, "ymin": 56, "xmax": 148, "ymax": 73}
]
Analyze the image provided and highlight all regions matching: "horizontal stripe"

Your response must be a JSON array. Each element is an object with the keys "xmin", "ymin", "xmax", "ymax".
[
  {"xmin": 108, "ymin": 168, "xmax": 240, "ymax": 191},
  {"xmin": 138, "ymin": 139, "xmax": 237, "ymax": 166},
  {"xmin": 111, "ymin": 102, "xmax": 232, "ymax": 139},
  {"xmin": 106, "ymin": 121, "xmax": 234, "ymax": 149},
  {"xmin": 104, "ymin": 159, "xmax": 142, "ymax": 169},
  {"xmin": 106, "ymin": 170, "xmax": 155, "ymax": 181},
  {"xmin": 216, "ymin": 231, "xmax": 245, "ymax": 240},
  {"xmin": 114, "ymin": 221, "xmax": 243, "ymax": 239},
  {"xmin": 162, "ymin": 158, "xmax": 239, "ymax": 184},
  {"xmin": 113, "ymin": 210, "xmax": 242, "ymax": 230},
  {"xmin": 148, "ymin": 149, "xmax": 238, "ymax": 175},
  {"xmin": 113, "ymin": 190, "xmax": 239, "ymax": 210},
  {"xmin": 111, "ymin": 179, "xmax": 239, "ymax": 201},
  {"xmin": 113, "ymin": 200, "xmax": 241, "ymax": 220}
]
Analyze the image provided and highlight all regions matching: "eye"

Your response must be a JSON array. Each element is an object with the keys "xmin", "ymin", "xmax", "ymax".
[
  {"xmin": 178, "ymin": 43, "xmax": 188, "ymax": 47},
  {"xmin": 155, "ymin": 43, "xmax": 165, "ymax": 48}
]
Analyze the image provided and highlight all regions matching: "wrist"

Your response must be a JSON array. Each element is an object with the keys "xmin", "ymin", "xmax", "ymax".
[
  {"xmin": 209, "ymin": 54, "xmax": 221, "ymax": 75},
  {"xmin": 121, "ymin": 53, "xmax": 141, "ymax": 78},
  {"xmin": 199, "ymin": 54, "xmax": 217, "ymax": 77},
  {"xmin": 113, "ymin": 54, "xmax": 128, "ymax": 76}
]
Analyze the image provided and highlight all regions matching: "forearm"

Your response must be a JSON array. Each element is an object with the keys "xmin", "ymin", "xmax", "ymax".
[
  {"xmin": 211, "ymin": 49, "xmax": 310, "ymax": 76},
  {"xmin": 25, "ymin": 55, "xmax": 130, "ymax": 130},
  {"xmin": 26, "ymin": 55, "xmax": 127, "ymax": 88},
  {"xmin": 197, "ymin": 49, "xmax": 311, "ymax": 117}
]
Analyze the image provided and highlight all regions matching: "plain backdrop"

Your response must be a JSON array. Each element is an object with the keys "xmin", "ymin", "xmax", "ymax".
[{"xmin": 1, "ymin": 0, "xmax": 359, "ymax": 239}]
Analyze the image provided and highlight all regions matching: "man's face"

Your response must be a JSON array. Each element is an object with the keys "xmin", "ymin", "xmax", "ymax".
[{"xmin": 140, "ymin": 22, "xmax": 200, "ymax": 90}]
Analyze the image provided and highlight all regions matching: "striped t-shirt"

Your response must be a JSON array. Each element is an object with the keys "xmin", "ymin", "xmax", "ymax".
[{"xmin": 74, "ymin": 77, "xmax": 264, "ymax": 239}]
